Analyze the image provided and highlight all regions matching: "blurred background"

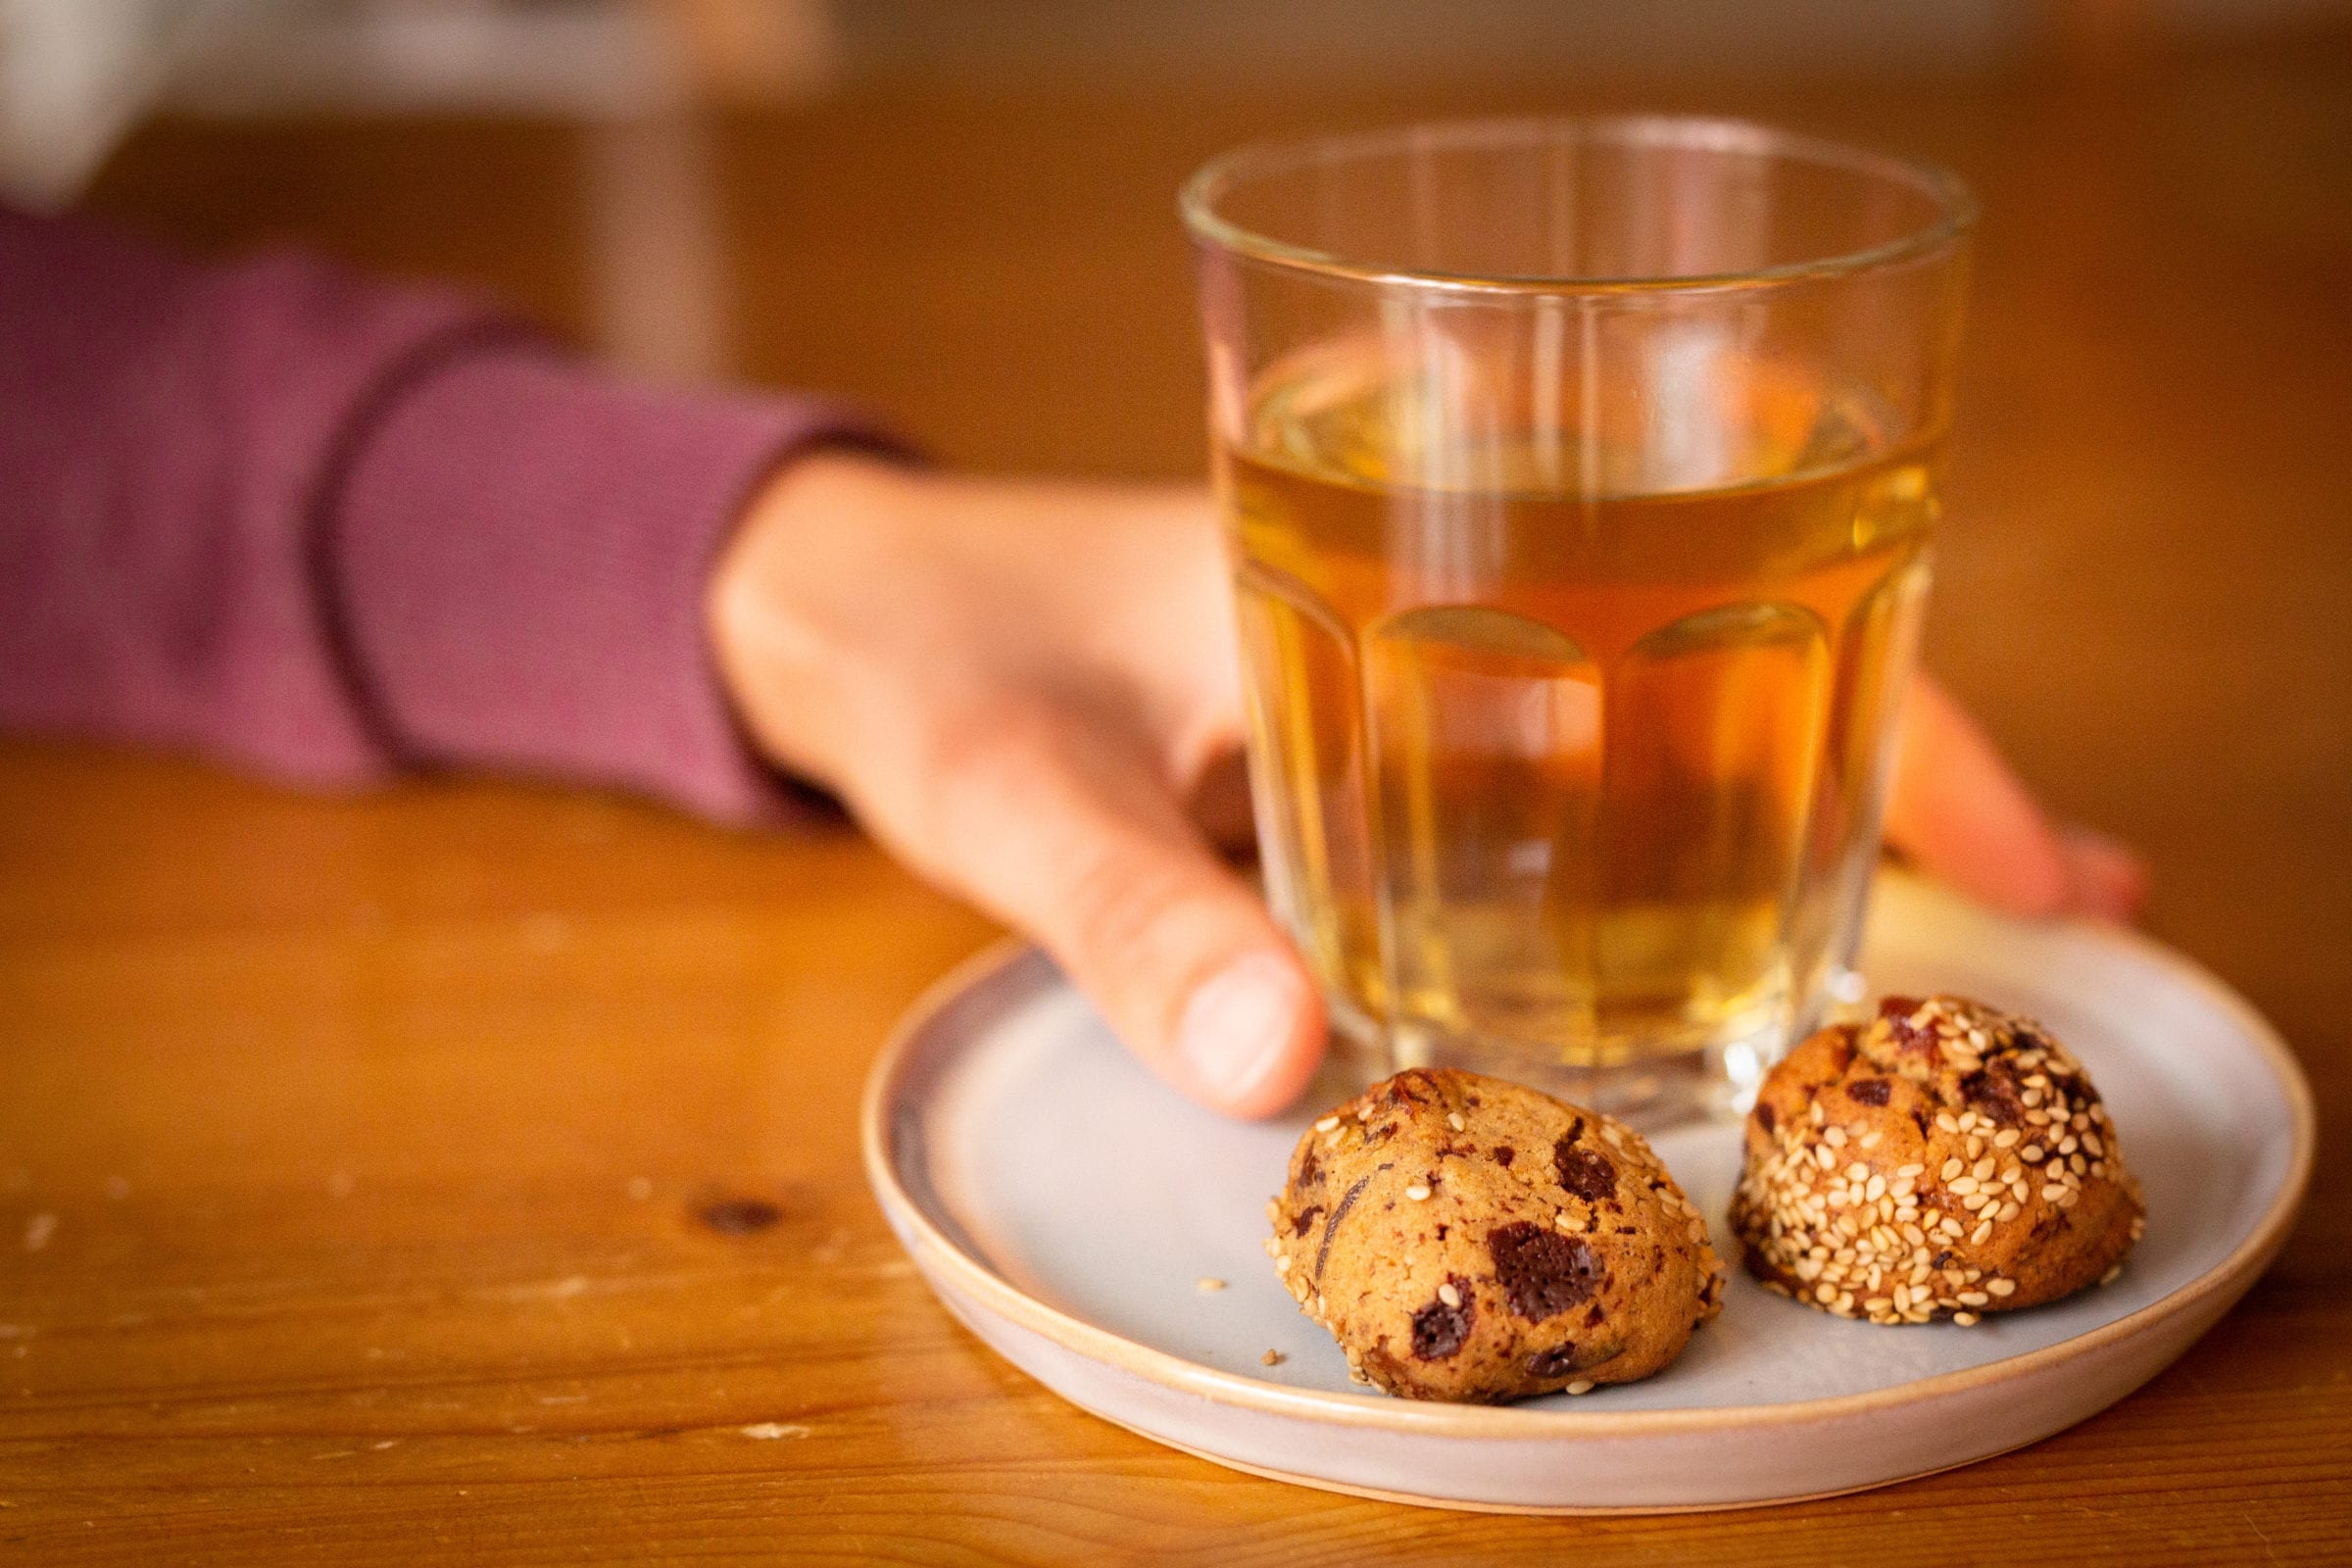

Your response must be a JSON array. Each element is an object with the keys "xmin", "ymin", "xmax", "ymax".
[{"xmin": 3, "ymin": 0, "xmax": 2347, "ymax": 1024}]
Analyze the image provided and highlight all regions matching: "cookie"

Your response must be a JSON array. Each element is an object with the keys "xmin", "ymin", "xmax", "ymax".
[
  {"xmin": 1267, "ymin": 1067, "xmax": 1726, "ymax": 1402},
  {"xmin": 1730, "ymin": 994, "xmax": 2144, "ymax": 1325}
]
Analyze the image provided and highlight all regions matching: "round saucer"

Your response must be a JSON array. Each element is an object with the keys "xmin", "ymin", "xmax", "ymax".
[{"xmin": 861, "ymin": 875, "xmax": 2312, "ymax": 1513}]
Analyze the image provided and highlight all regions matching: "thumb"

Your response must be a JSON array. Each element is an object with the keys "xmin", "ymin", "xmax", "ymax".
[{"xmin": 898, "ymin": 711, "xmax": 1326, "ymax": 1117}]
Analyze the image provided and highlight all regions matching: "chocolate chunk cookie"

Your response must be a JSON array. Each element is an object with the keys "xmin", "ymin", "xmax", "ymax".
[
  {"xmin": 1267, "ymin": 1068, "xmax": 1726, "ymax": 1402},
  {"xmin": 1731, "ymin": 995, "xmax": 2144, "ymax": 1325}
]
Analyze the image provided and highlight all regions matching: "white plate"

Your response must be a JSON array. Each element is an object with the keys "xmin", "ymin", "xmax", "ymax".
[{"xmin": 861, "ymin": 875, "xmax": 2312, "ymax": 1513}]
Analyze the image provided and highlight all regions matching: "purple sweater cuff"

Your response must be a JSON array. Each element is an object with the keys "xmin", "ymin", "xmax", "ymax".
[{"xmin": 332, "ymin": 342, "xmax": 879, "ymax": 826}]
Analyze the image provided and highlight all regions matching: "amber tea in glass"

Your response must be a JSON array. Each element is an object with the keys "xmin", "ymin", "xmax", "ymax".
[{"xmin": 1185, "ymin": 119, "xmax": 1974, "ymax": 1123}]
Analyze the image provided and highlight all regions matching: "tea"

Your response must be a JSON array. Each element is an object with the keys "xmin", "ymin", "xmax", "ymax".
[{"xmin": 1218, "ymin": 349, "xmax": 1935, "ymax": 1088}]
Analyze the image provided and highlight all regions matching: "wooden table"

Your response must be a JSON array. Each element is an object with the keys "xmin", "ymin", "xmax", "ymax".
[{"xmin": 8, "ymin": 38, "xmax": 2350, "ymax": 1564}]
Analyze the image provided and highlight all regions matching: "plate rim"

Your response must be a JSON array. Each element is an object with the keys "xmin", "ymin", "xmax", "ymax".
[{"xmin": 860, "ymin": 899, "xmax": 2315, "ymax": 1442}]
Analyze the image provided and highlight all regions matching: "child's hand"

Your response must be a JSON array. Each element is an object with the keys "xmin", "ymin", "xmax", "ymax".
[{"xmin": 710, "ymin": 454, "xmax": 2146, "ymax": 1119}]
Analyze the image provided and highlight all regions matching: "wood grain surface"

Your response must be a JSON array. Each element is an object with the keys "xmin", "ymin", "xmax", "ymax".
[{"xmin": 6, "ymin": 34, "xmax": 2350, "ymax": 1565}]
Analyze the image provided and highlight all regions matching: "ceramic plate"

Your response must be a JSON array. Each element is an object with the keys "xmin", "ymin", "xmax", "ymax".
[{"xmin": 861, "ymin": 875, "xmax": 2312, "ymax": 1513}]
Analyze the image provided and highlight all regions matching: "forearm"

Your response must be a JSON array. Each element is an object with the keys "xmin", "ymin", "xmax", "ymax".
[{"xmin": 0, "ymin": 205, "xmax": 883, "ymax": 821}]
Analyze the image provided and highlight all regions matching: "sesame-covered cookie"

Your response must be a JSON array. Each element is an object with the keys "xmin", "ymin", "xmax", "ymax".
[
  {"xmin": 1267, "ymin": 1068, "xmax": 1726, "ymax": 1402},
  {"xmin": 1731, "ymin": 995, "xmax": 2144, "ymax": 1326}
]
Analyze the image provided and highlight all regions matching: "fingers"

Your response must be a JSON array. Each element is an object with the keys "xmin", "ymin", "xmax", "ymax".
[
  {"xmin": 1885, "ymin": 675, "xmax": 2149, "ymax": 921},
  {"xmin": 889, "ymin": 709, "xmax": 1326, "ymax": 1118},
  {"xmin": 2054, "ymin": 822, "xmax": 2150, "ymax": 922}
]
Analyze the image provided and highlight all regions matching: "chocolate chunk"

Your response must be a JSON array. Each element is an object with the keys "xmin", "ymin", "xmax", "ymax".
[
  {"xmin": 1554, "ymin": 1140, "xmax": 1618, "ymax": 1201},
  {"xmin": 1754, "ymin": 1102, "xmax": 1776, "ymax": 1135},
  {"xmin": 1487, "ymin": 1222, "xmax": 1606, "ymax": 1322},
  {"xmin": 1410, "ymin": 1278, "xmax": 1475, "ymax": 1360},
  {"xmin": 1297, "ymin": 1148, "xmax": 1320, "ymax": 1187},
  {"xmin": 1874, "ymin": 998, "xmax": 1931, "ymax": 1054},
  {"xmin": 1493, "ymin": 1146, "xmax": 1516, "ymax": 1167},
  {"xmin": 1960, "ymin": 1059, "xmax": 2029, "ymax": 1127},
  {"xmin": 1523, "ymin": 1344, "xmax": 1582, "ymax": 1379},
  {"xmin": 1846, "ymin": 1077, "xmax": 1892, "ymax": 1107},
  {"xmin": 1290, "ymin": 1203, "xmax": 1323, "ymax": 1238}
]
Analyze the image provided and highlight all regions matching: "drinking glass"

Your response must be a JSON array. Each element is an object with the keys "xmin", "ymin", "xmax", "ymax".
[{"xmin": 1182, "ymin": 117, "xmax": 1975, "ymax": 1124}]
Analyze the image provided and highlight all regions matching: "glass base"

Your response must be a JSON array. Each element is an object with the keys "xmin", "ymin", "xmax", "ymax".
[{"xmin": 1321, "ymin": 973, "xmax": 1857, "ymax": 1132}]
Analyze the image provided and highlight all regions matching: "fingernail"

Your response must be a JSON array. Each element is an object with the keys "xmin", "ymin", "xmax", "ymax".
[{"xmin": 1176, "ymin": 953, "xmax": 1300, "ymax": 1104}]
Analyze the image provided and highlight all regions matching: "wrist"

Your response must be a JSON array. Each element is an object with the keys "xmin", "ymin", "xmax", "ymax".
[{"xmin": 707, "ymin": 448, "xmax": 924, "ymax": 788}]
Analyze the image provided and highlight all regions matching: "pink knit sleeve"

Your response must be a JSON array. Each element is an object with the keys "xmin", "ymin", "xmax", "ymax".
[{"xmin": 0, "ymin": 205, "xmax": 888, "ymax": 823}]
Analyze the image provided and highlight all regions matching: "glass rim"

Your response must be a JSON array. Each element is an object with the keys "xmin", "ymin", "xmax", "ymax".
[{"xmin": 1179, "ymin": 115, "xmax": 1978, "ymax": 296}]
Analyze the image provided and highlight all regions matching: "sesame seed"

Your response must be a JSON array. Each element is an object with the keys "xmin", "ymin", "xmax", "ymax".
[
  {"xmin": 1198, "ymin": 1277, "xmax": 1227, "ymax": 1293},
  {"xmin": 1438, "ymin": 1281, "xmax": 1461, "ymax": 1307},
  {"xmin": 1860, "ymin": 1130, "xmax": 1885, "ymax": 1151},
  {"xmin": 1949, "ymin": 1176, "xmax": 1980, "ymax": 1197},
  {"xmin": 1824, "ymin": 1126, "xmax": 1848, "ymax": 1148},
  {"xmin": 1404, "ymin": 1184, "xmax": 1432, "ymax": 1201},
  {"xmin": 1274, "ymin": 1255, "xmax": 1291, "ymax": 1273},
  {"xmin": 1972, "ymin": 1155, "xmax": 1997, "ymax": 1181},
  {"xmin": 1953, "ymin": 1311, "xmax": 1981, "ymax": 1326},
  {"xmin": 1993, "ymin": 1129, "xmax": 2021, "ymax": 1149},
  {"xmin": 1845, "ymin": 1161, "xmax": 1870, "ymax": 1182},
  {"xmin": 1865, "ymin": 1175, "xmax": 1886, "ymax": 1202},
  {"xmin": 1987, "ymin": 1278, "xmax": 2017, "ymax": 1297},
  {"xmin": 1969, "ymin": 1220, "xmax": 1994, "ymax": 1246},
  {"xmin": 1967, "ymin": 1136, "xmax": 1985, "ymax": 1160},
  {"xmin": 1314, "ymin": 1115, "xmax": 1340, "ymax": 1132},
  {"xmin": 1814, "ymin": 1146, "xmax": 1838, "ymax": 1170},
  {"xmin": 1263, "ymin": 1238, "xmax": 1280, "ymax": 1256},
  {"xmin": 2070, "ymin": 1153, "xmax": 2088, "ymax": 1176},
  {"xmin": 2099, "ymin": 1264, "xmax": 2123, "ymax": 1287},
  {"xmin": 1936, "ymin": 1113, "xmax": 1960, "ymax": 1134},
  {"xmin": 1447, "ymin": 1111, "xmax": 1466, "ymax": 1132},
  {"xmin": 1940, "ymin": 1158, "xmax": 1964, "ymax": 1180},
  {"xmin": 1566, "ymin": 1380, "xmax": 1596, "ymax": 1396},
  {"xmin": 1996, "ymin": 1200, "xmax": 2022, "ymax": 1222},
  {"xmin": 1262, "ymin": 1348, "xmax": 1286, "ymax": 1366},
  {"xmin": 1957, "ymin": 1289, "xmax": 1990, "ymax": 1305},
  {"xmin": 2040, "ymin": 1183, "xmax": 2067, "ymax": 1201},
  {"xmin": 2021, "ymin": 1146, "xmax": 2047, "ymax": 1163}
]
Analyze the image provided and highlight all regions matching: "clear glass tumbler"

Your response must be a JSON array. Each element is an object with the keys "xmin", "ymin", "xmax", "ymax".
[{"xmin": 1182, "ymin": 118, "xmax": 1975, "ymax": 1125}]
